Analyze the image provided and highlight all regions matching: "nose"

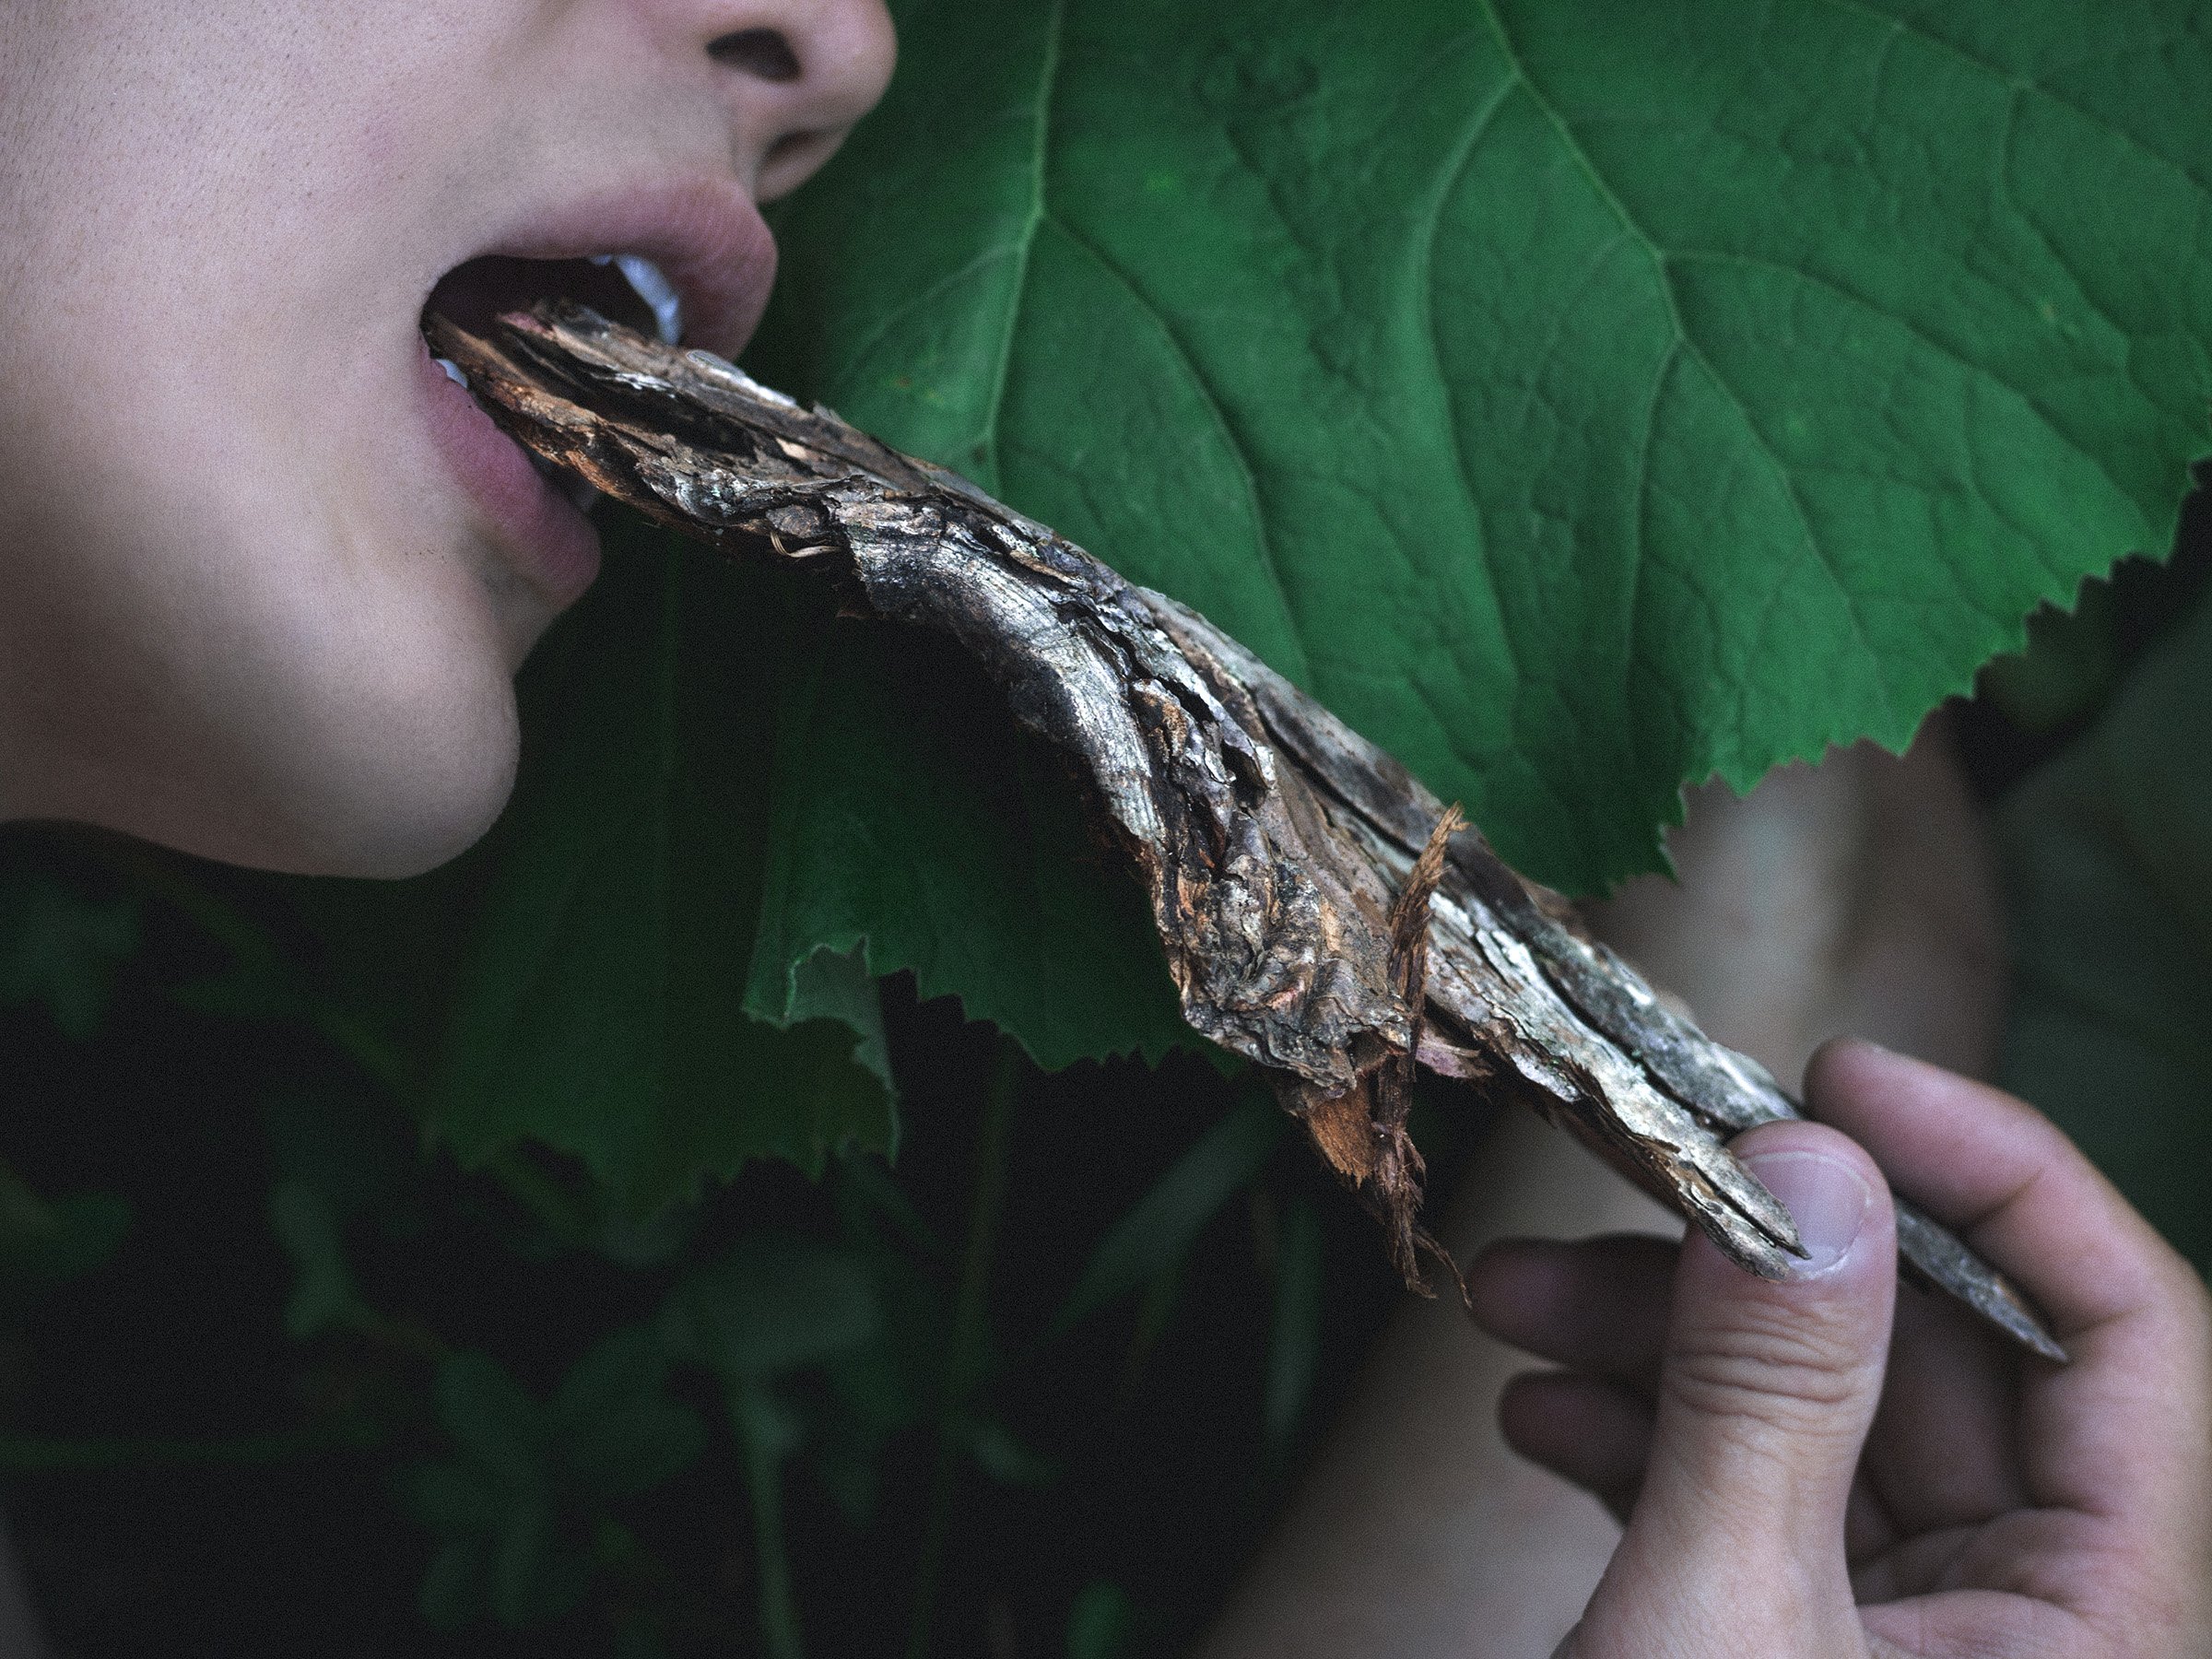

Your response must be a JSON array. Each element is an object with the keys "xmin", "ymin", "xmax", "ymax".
[{"xmin": 688, "ymin": 0, "xmax": 897, "ymax": 200}]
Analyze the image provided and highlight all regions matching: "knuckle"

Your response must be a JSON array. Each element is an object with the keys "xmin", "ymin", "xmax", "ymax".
[{"xmin": 1664, "ymin": 1295, "xmax": 1874, "ymax": 1437}]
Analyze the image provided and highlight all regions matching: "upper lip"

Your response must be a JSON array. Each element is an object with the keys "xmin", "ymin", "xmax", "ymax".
[{"xmin": 432, "ymin": 175, "xmax": 779, "ymax": 358}]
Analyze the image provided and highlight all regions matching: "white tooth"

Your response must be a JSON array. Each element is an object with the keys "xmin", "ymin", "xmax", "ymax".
[
  {"xmin": 613, "ymin": 254, "xmax": 683, "ymax": 345},
  {"xmin": 685, "ymin": 350, "xmax": 797, "ymax": 407},
  {"xmin": 434, "ymin": 356, "xmax": 468, "ymax": 386}
]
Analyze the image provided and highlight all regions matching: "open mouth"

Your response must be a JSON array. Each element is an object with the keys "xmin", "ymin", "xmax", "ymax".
[
  {"xmin": 422, "ymin": 254, "xmax": 682, "ymax": 512},
  {"xmin": 426, "ymin": 253, "xmax": 682, "ymax": 346}
]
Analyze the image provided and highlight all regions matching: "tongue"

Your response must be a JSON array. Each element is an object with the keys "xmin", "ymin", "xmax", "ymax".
[{"xmin": 425, "ymin": 256, "xmax": 656, "ymax": 340}]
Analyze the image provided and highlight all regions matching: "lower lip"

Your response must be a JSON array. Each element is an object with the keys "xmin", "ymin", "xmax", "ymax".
[{"xmin": 417, "ymin": 336, "xmax": 601, "ymax": 607}]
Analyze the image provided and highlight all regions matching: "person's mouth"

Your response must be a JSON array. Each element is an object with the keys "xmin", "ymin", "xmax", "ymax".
[
  {"xmin": 426, "ymin": 253, "xmax": 682, "ymax": 516},
  {"xmin": 414, "ymin": 180, "xmax": 779, "ymax": 608}
]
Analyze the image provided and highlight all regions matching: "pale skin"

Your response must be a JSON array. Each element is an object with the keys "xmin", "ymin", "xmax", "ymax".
[{"xmin": 3, "ymin": 7, "xmax": 2209, "ymax": 1655}]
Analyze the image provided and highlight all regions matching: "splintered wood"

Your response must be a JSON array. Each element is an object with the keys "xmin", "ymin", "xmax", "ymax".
[{"xmin": 427, "ymin": 300, "xmax": 2066, "ymax": 1364}]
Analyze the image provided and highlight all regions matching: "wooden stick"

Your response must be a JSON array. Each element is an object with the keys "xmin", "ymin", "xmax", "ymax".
[{"xmin": 426, "ymin": 301, "xmax": 2065, "ymax": 1363}]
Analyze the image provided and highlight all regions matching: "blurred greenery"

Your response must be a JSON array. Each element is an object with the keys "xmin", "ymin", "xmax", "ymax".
[
  {"xmin": 0, "ymin": 808, "xmax": 1418, "ymax": 1654},
  {"xmin": 434, "ymin": 520, "xmax": 897, "ymax": 1210},
  {"xmin": 1, "ymin": 0, "xmax": 2208, "ymax": 1652},
  {"xmin": 1997, "ymin": 510, "xmax": 2212, "ymax": 1270}
]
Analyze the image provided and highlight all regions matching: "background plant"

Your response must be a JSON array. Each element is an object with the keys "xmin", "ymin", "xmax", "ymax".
[{"xmin": 1, "ymin": 0, "xmax": 2206, "ymax": 1653}]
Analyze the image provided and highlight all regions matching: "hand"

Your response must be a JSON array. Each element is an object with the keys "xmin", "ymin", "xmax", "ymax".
[{"xmin": 1467, "ymin": 1039, "xmax": 2212, "ymax": 1658}]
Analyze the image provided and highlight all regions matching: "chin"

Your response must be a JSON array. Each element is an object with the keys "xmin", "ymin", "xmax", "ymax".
[
  {"xmin": 248, "ymin": 684, "xmax": 526, "ymax": 881},
  {"xmin": 188, "ymin": 534, "xmax": 541, "ymax": 880},
  {"xmin": 286, "ymin": 731, "xmax": 522, "ymax": 880},
  {"xmin": 52, "ymin": 668, "xmax": 529, "ymax": 884}
]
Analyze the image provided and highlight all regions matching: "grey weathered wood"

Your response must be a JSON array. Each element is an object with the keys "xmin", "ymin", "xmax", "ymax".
[{"xmin": 426, "ymin": 300, "xmax": 2066, "ymax": 1364}]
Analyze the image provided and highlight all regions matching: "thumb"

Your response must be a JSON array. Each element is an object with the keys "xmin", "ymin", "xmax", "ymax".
[{"xmin": 1614, "ymin": 1122, "xmax": 1897, "ymax": 1626}]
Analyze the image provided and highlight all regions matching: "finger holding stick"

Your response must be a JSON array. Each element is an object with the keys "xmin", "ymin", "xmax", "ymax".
[{"xmin": 1469, "ymin": 1039, "xmax": 2212, "ymax": 1658}]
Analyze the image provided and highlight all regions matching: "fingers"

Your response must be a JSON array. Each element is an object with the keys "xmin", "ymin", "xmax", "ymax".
[
  {"xmin": 1806, "ymin": 1039, "xmax": 2212, "ymax": 1634},
  {"xmin": 1859, "ymin": 1277, "xmax": 2030, "ymax": 1538},
  {"xmin": 1805, "ymin": 1039, "xmax": 2197, "ymax": 1346},
  {"xmin": 1805, "ymin": 1040, "xmax": 2212, "ymax": 1533},
  {"xmin": 1465, "ymin": 1234, "xmax": 1677, "ymax": 1387},
  {"xmin": 1498, "ymin": 1371, "xmax": 1653, "ymax": 1525},
  {"xmin": 1607, "ymin": 1119, "xmax": 1897, "ymax": 1628}
]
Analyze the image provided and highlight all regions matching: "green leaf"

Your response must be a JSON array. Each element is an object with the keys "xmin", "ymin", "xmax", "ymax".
[
  {"xmin": 413, "ymin": 1337, "xmax": 697, "ymax": 1631},
  {"xmin": 443, "ymin": 0, "xmax": 2212, "ymax": 1139},
  {"xmin": 735, "ymin": 584, "xmax": 1194, "ymax": 1069},
  {"xmin": 0, "ymin": 866, "xmax": 136, "ymax": 1039},
  {"xmin": 722, "ymin": 0, "xmax": 2212, "ymax": 1067},
  {"xmin": 490, "ymin": 1496, "xmax": 584, "ymax": 1628},
  {"xmin": 1047, "ymin": 1092, "xmax": 1283, "ymax": 1339},
  {"xmin": 435, "ymin": 523, "xmax": 895, "ymax": 1206},
  {"xmin": 664, "ymin": 1233, "xmax": 881, "ymax": 1381},
  {"xmin": 1262, "ymin": 1195, "xmax": 1324, "ymax": 1449},
  {"xmin": 949, "ymin": 1411, "xmax": 1061, "ymax": 1488},
  {"xmin": 1998, "ymin": 574, "xmax": 2212, "ymax": 1268},
  {"xmin": 268, "ymin": 1181, "xmax": 359, "ymax": 1341},
  {"xmin": 433, "ymin": 1352, "xmax": 547, "ymax": 1491},
  {"xmin": 549, "ymin": 1326, "xmax": 707, "ymax": 1499},
  {"xmin": 418, "ymin": 1537, "xmax": 487, "ymax": 1630},
  {"xmin": 409, "ymin": 1462, "xmax": 507, "ymax": 1540},
  {"xmin": 0, "ymin": 1169, "xmax": 131, "ymax": 1292},
  {"xmin": 1065, "ymin": 1580, "xmax": 1138, "ymax": 1659}
]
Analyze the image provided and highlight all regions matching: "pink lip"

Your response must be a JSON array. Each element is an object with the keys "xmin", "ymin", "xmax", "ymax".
[
  {"xmin": 417, "ymin": 177, "xmax": 781, "ymax": 606},
  {"xmin": 480, "ymin": 178, "xmax": 780, "ymax": 359},
  {"xmin": 418, "ymin": 336, "xmax": 603, "ymax": 608}
]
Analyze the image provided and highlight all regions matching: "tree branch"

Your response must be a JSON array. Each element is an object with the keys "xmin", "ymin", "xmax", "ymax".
[{"xmin": 426, "ymin": 301, "xmax": 2065, "ymax": 1364}]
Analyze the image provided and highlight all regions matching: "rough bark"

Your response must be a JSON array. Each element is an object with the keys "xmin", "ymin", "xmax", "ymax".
[{"xmin": 426, "ymin": 301, "xmax": 2066, "ymax": 1364}]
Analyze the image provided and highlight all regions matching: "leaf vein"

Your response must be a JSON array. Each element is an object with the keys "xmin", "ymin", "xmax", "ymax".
[
  {"xmin": 1413, "ymin": 71, "xmax": 1522, "ymax": 697},
  {"xmin": 1479, "ymin": 0, "xmax": 1893, "ymax": 735},
  {"xmin": 1040, "ymin": 212, "xmax": 1311, "ymax": 678},
  {"xmin": 1665, "ymin": 245, "xmax": 2134, "ymax": 518},
  {"xmin": 828, "ymin": 244, "xmax": 1027, "ymax": 401},
  {"xmin": 1817, "ymin": 0, "xmax": 2212, "ymax": 203},
  {"xmin": 975, "ymin": 0, "xmax": 1067, "ymax": 490}
]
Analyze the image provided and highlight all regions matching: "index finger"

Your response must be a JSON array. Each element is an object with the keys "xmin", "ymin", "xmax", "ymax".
[{"xmin": 1805, "ymin": 1039, "xmax": 2212, "ymax": 1533}]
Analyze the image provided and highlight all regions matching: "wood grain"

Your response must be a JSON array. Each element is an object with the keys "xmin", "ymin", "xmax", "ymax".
[{"xmin": 426, "ymin": 301, "xmax": 2065, "ymax": 1363}]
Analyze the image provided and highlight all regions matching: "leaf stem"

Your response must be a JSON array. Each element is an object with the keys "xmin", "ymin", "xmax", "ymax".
[
  {"xmin": 732, "ymin": 1382, "xmax": 805, "ymax": 1659},
  {"xmin": 906, "ymin": 1040, "xmax": 1023, "ymax": 1659}
]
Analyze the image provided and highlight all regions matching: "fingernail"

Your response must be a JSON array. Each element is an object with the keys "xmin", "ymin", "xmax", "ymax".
[{"xmin": 1744, "ymin": 1150, "xmax": 1872, "ymax": 1277}]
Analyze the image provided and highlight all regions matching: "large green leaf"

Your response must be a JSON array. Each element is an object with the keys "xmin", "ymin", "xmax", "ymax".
[
  {"xmin": 1998, "ymin": 574, "xmax": 2212, "ymax": 1268},
  {"xmin": 743, "ymin": 0, "xmax": 2209, "ymax": 929},
  {"xmin": 453, "ymin": 0, "xmax": 2212, "ymax": 1182},
  {"xmin": 733, "ymin": 583, "xmax": 1193, "ymax": 1069},
  {"xmin": 434, "ymin": 522, "xmax": 896, "ymax": 1206}
]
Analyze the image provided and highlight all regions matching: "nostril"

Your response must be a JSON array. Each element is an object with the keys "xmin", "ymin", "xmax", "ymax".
[
  {"xmin": 708, "ymin": 27, "xmax": 802, "ymax": 83},
  {"xmin": 763, "ymin": 129, "xmax": 828, "ymax": 172}
]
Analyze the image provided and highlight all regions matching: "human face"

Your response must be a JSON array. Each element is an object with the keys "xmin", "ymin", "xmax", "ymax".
[{"xmin": 0, "ymin": 0, "xmax": 893, "ymax": 876}]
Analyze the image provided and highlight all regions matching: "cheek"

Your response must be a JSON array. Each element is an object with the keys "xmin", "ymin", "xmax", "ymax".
[
  {"xmin": 84, "ymin": 548, "xmax": 525, "ymax": 879},
  {"xmin": 182, "ymin": 450, "xmax": 549, "ymax": 876},
  {"xmin": 0, "ymin": 0, "xmax": 574, "ymax": 878},
  {"xmin": 2, "ymin": 379, "xmax": 539, "ymax": 879}
]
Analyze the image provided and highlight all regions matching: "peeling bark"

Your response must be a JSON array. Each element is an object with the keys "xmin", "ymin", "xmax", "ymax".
[{"xmin": 426, "ymin": 301, "xmax": 2066, "ymax": 1364}]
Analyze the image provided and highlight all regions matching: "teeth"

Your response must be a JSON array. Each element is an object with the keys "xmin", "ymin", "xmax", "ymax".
[
  {"xmin": 591, "ymin": 253, "xmax": 683, "ymax": 345},
  {"xmin": 434, "ymin": 356, "xmax": 469, "ymax": 386}
]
